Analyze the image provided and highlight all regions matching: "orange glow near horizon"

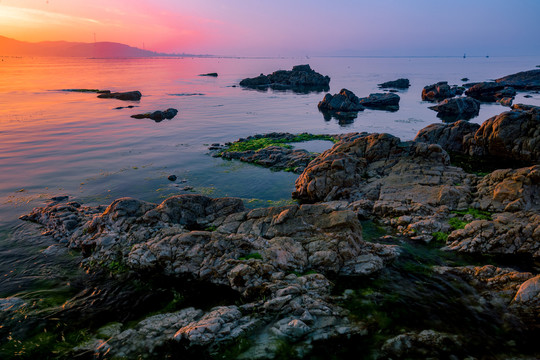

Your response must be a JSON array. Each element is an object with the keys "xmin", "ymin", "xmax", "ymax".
[{"xmin": 0, "ymin": 1, "xmax": 213, "ymax": 53}]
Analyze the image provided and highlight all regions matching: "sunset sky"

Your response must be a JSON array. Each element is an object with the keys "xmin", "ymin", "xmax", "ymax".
[{"xmin": 1, "ymin": 0, "xmax": 540, "ymax": 56}]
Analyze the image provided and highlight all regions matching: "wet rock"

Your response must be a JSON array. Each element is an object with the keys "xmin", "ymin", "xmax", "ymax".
[
  {"xmin": 377, "ymin": 78, "xmax": 410, "ymax": 89},
  {"xmin": 380, "ymin": 330, "xmax": 462, "ymax": 359},
  {"xmin": 199, "ymin": 73, "xmax": 218, "ymax": 77},
  {"xmin": 496, "ymin": 69, "xmax": 540, "ymax": 90},
  {"xmin": 428, "ymin": 97, "xmax": 480, "ymax": 121},
  {"xmin": 131, "ymin": 108, "xmax": 178, "ymax": 122},
  {"xmin": 167, "ymin": 175, "xmax": 177, "ymax": 181},
  {"xmin": 97, "ymin": 90, "xmax": 142, "ymax": 101},
  {"xmin": 240, "ymin": 64, "xmax": 330, "ymax": 93},
  {"xmin": 421, "ymin": 81, "xmax": 458, "ymax": 101}
]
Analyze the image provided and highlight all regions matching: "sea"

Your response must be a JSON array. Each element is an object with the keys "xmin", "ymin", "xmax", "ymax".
[{"xmin": 0, "ymin": 55, "xmax": 539, "ymax": 314}]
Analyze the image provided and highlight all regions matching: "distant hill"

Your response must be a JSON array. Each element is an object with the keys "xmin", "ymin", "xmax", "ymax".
[{"xmin": 0, "ymin": 35, "xmax": 171, "ymax": 58}]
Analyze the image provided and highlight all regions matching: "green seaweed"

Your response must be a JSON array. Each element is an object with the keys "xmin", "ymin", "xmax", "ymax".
[
  {"xmin": 238, "ymin": 252, "xmax": 263, "ymax": 261},
  {"xmin": 449, "ymin": 217, "xmax": 468, "ymax": 230},
  {"xmin": 431, "ymin": 231, "xmax": 449, "ymax": 243},
  {"xmin": 452, "ymin": 208, "xmax": 492, "ymax": 220},
  {"xmin": 224, "ymin": 134, "xmax": 336, "ymax": 153}
]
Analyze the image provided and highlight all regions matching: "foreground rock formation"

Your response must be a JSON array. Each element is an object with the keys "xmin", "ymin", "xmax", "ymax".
[
  {"xmin": 239, "ymin": 64, "xmax": 330, "ymax": 93},
  {"xmin": 21, "ymin": 194, "xmax": 397, "ymax": 358}
]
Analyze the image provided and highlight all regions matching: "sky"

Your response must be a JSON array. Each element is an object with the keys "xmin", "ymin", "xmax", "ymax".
[{"xmin": 1, "ymin": 0, "xmax": 540, "ymax": 57}]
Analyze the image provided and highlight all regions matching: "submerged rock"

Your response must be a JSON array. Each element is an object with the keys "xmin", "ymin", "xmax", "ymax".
[
  {"xmin": 377, "ymin": 78, "xmax": 410, "ymax": 89},
  {"xmin": 240, "ymin": 64, "xmax": 330, "ymax": 93},
  {"xmin": 97, "ymin": 90, "xmax": 142, "ymax": 101},
  {"xmin": 131, "ymin": 108, "xmax": 178, "ymax": 122},
  {"xmin": 428, "ymin": 97, "xmax": 481, "ymax": 121}
]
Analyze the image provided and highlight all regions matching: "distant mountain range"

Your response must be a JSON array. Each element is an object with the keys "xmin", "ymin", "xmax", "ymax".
[{"xmin": 0, "ymin": 35, "xmax": 197, "ymax": 58}]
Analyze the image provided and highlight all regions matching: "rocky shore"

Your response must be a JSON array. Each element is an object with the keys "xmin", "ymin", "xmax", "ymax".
[{"xmin": 4, "ymin": 68, "xmax": 540, "ymax": 359}]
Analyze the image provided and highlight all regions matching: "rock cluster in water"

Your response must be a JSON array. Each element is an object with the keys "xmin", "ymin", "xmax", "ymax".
[
  {"xmin": 131, "ymin": 108, "xmax": 178, "ymax": 122},
  {"xmin": 239, "ymin": 64, "xmax": 330, "ymax": 92},
  {"xmin": 318, "ymin": 88, "xmax": 400, "ymax": 120}
]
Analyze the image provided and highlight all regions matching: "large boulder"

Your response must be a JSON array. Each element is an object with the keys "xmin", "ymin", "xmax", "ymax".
[
  {"xmin": 239, "ymin": 64, "xmax": 330, "ymax": 92},
  {"xmin": 428, "ymin": 97, "xmax": 480, "ymax": 121},
  {"xmin": 414, "ymin": 107, "xmax": 540, "ymax": 165},
  {"xmin": 377, "ymin": 78, "xmax": 410, "ymax": 89},
  {"xmin": 469, "ymin": 107, "xmax": 540, "ymax": 163},
  {"xmin": 414, "ymin": 120, "xmax": 480, "ymax": 153},
  {"xmin": 292, "ymin": 132, "xmax": 460, "ymax": 204}
]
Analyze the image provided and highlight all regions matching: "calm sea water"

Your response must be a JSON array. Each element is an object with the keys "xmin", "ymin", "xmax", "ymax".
[{"xmin": 1, "ymin": 56, "xmax": 540, "ymax": 298}]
